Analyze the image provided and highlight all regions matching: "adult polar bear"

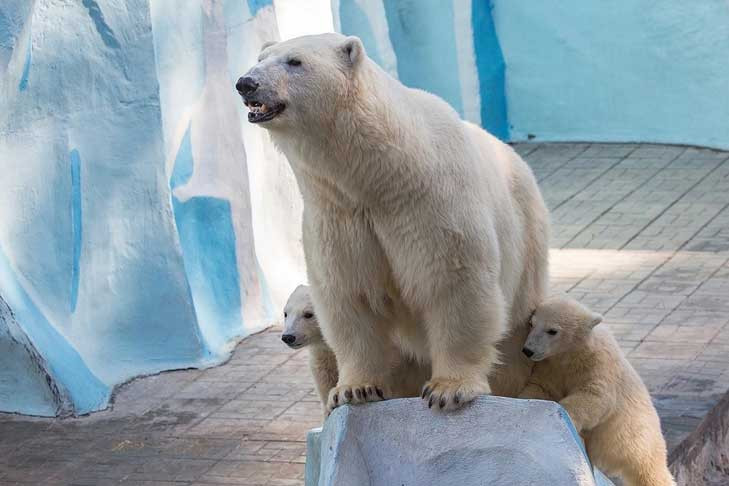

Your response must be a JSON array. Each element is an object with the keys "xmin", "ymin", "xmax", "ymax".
[{"xmin": 238, "ymin": 34, "xmax": 549, "ymax": 412}]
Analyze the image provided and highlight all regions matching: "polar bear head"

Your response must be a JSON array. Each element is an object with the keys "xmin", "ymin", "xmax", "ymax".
[
  {"xmin": 281, "ymin": 284, "xmax": 323, "ymax": 349},
  {"xmin": 236, "ymin": 33, "xmax": 365, "ymax": 129},
  {"xmin": 522, "ymin": 295, "xmax": 603, "ymax": 361}
]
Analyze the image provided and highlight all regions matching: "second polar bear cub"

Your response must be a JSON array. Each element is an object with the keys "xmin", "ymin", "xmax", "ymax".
[{"xmin": 519, "ymin": 295, "xmax": 675, "ymax": 486}]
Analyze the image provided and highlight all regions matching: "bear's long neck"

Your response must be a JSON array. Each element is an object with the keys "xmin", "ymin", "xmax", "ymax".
[{"xmin": 274, "ymin": 60, "xmax": 427, "ymax": 210}]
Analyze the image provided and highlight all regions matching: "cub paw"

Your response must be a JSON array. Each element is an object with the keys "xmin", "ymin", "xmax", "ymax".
[
  {"xmin": 326, "ymin": 384, "xmax": 386, "ymax": 414},
  {"xmin": 421, "ymin": 378, "xmax": 490, "ymax": 412}
]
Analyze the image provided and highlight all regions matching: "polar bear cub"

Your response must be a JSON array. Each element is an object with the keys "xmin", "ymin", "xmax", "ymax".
[
  {"xmin": 519, "ymin": 295, "xmax": 675, "ymax": 486},
  {"xmin": 282, "ymin": 285, "xmax": 429, "ymax": 414},
  {"xmin": 282, "ymin": 285, "xmax": 340, "ymax": 411}
]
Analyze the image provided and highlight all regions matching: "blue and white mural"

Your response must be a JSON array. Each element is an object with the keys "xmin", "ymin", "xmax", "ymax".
[
  {"xmin": 492, "ymin": 0, "xmax": 729, "ymax": 149},
  {"xmin": 0, "ymin": 0, "xmax": 304, "ymax": 416},
  {"xmin": 335, "ymin": 0, "xmax": 729, "ymax": 150},
  {"xmin": 333, "ymin": 0, "xmax": 509, "ymax": 139}
]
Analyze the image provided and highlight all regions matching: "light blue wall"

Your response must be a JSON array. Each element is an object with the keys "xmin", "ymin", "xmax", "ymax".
[
  {"xmin": 169, "ymin": 125, "xmax": 243, "ymax": 352},
  {"xmin": 382, "ymin": 0, "xmax": 464, "ymax": 117},
  {"xmin": 492, "ymin": 0, "xmax": 729, "ymax": 149},
  {"xmin": 0, "ymin": 0, "xmax": 290, "ymax": 416},
  {"xmin": 0, "ymin": 247, "xmax": 109, "ymax": 416},
  {"xmin": 336, "ymin": 0, "xmax": 729, "ymax": 150},
  {"xmin": 471, "ymin": 1, "xmax": 508, "ymax": 140},
  {"xmin": 339, "ymin": 0, "xmax": 386, "ymax": 69},
  {"xmin": 334, "ymin": 0, "xmax": 510, "ymax": 139}
]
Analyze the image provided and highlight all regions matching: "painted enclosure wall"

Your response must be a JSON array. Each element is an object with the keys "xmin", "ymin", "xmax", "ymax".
[
  {"xmin": 492, "ymin": 1, "xmax": 729, "ymax": 149},
  {"xmin": 332, "ymin": 0, "xmax": 509, "ymax": 139},
  {"xmin": 0, "ymin": 0, "xmax": 304, "ymax": 416},
  {"xmin": 335, "ymin": 0, "xmax": 729, "ymax": 150}
]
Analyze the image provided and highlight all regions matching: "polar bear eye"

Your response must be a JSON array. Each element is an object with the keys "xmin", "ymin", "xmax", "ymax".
[
  {"xmin": 287, "ymin": 58, "xmax": 302, "ymax": 67},
  {"xmin": 547, "ymin": 329, "xmax": 558, "ymax": 336},
  {"xmin": 303, "ymin": 312, "xmax": 314, "ymax": 319},
  {"xmin": 283, "ymin": 312, "xmax": 288, "ymax": 318}
]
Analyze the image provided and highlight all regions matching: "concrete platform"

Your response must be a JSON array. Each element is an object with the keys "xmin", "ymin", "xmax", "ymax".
[
  {"xmin": 1, "ymin": 142, "xmax": 728, "ymax": 485},
  {"xmin": 305, "ymin": 397, "xmax": 615, "ymax": 486}
]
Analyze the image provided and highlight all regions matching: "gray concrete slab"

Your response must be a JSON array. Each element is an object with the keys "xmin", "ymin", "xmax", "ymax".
[{"xmin": 306, "ymin": 397, "xmax": 614, "ymax": 486}]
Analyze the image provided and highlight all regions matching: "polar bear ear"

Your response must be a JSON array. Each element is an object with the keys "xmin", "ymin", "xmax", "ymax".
[
  {"xmin": 260, "ymin": 40, "xmax": 278, "ymax": 52},
  {"xmin": 589, "ymin": 312, "xmax": 603, "ymax": 329},
  {"xmin": 341, "ymin": 36, "xmax": 364, "ymax": 66}
]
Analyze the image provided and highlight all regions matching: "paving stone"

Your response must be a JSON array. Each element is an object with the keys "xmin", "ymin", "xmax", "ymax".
[
  {"xmin": 182, "ymin": 417, "xmax": 269, "ymax": 439},
  {"xmin": 200, "ymin": 461, "xmax": 304, "ymax": 485},
  {"xmin": 644, "ymin": 323, "xmax": 723, "ymax": 343},
  {"xmin": 126, "ymin": 458, "xmax": 216, "ymax": 482},
  {"xmin": 631, "ymin": 341, "xmax": 705, "ymax": 361},
  {"xmin": 211, "ymin": 399, "xmax": 293, "ymax": 421}
]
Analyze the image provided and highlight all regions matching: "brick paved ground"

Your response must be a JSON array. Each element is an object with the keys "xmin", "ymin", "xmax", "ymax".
[{"xmin": 1, "ymin": 143, "xmax": 728, "ymax": 485}]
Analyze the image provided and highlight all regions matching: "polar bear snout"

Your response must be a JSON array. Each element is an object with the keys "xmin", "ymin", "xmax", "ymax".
[
  {"xmin": 235, "ymin": 71, "xmax": 287, "ymax": 124},
  {"xmin": 281, "ymin": 334, "xmax": 296, "ymax": 346},
  {"xmin": 522, "ymin": 347, "xmax": 534, "ymax": 358},
  {"xmin": 236, "ymin": 76, "xmax": 259, "ymax": 96},
  {"xmin": 280, "ymin": 332, "xmax": 306, "ymax": 349}
]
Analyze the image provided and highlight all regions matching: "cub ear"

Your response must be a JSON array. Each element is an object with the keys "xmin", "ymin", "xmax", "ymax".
[
  {"xmin": 589, "ymin": 312, "xmax": 603, "ymax": 329},
  {"xmin": 260, "ymin": 40, "xmax": 278, "ymax": 52},
  {"xmin": 341, "ymin": 36, "xmax": 364, "ymax": 66}
]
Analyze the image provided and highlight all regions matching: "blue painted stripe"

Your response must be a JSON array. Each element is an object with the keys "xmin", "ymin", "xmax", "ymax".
[
  {"xmin": 81, "ymin": 0, "xmax": 121, "ymax": 49},
  {"xmin": 170, "ymin": 125, "xmax": 193, "ymax": 190},
  {"xmin": 247, "ymin": 0, "xmax": 273, "ymax": 16},
  {"xmin": 472, "ymin": 0, "xmax": 509, "ymax": 139},
  {"xmin": 172, "ymin": 196, "xmax": 243, "ymax": 350},
  {"xmin": 169, "ymin": 122, "xmax": 243, "ymax": 351},
  {"xmin": 70, "ymin": 149, "xmax": 82, "ymax": 312},
  {"xmin": 0, "ymin": 244, "xmax": 110, "ymax": 414},
  {"xmin": 18, "ymin": 32, "xmax": 31, "ymax": 91}
]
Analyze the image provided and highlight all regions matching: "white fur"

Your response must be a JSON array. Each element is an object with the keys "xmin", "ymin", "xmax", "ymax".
[
  {"xmin": 242, "ymin": 33, "xmax": 549, "ymax": 412},
  {"xmin": 520, "ymin": 295, "xmax": 676, "ymax": 486}
]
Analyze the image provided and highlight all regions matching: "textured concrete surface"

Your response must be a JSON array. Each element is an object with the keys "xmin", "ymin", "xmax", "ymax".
[
  {"xmin": 306, "ymin": 397, "xmax": 612, "ymax": 486},
  {"xmin": 0, "ymin": 142, "xmax": 727, "ymax": 485}
]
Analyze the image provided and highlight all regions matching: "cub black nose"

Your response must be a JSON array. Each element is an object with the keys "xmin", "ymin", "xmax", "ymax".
[
  {"xmin": 236, "ymin": 76, "xmax": 259, "ymax": 95},
  {"xmin": 281, "ymin": 334, "xmax": 296, "ymax": 345},
  {"xmin": 522, "ymin": 347, "xmax": 534, "ymax": 358}
]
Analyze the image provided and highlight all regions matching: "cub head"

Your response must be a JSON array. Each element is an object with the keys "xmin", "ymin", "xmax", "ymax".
[
  {"xmin": 281, "ymin": 284, "xmax": 323, "ymax": 349},
  {"xmin": 236, "ymin": 33, "xmax": 365, "ymax": 129},
  {"xmin": 522, "ymin": 295, "xmax": 603, "ymax": 361}
]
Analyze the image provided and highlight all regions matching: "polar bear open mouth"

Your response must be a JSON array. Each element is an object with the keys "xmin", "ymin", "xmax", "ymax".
[{"xmin": 244, "ymin": 100, "xmax": 285, "ymax": 123}]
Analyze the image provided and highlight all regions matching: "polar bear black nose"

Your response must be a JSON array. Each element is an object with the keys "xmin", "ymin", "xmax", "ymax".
[
  {"xmin": 236, "ymin": 76, "xmax": 259, "ymax": 95},
  {"xmin": 281, "ymin": 334, "xmax": 296, "ymax": 345},
  {"xmin": 522, "ymin": 347, "xmax": 534, "ymax": 358}
]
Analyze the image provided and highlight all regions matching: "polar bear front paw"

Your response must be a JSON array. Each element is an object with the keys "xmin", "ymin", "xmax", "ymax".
[
  {"xmin": 326, "ymin": 384, "xmax": 386, "ymax": 414},
  {"xmin": 421, "ymin": 378, "xmax": 490, "ymax": 412}
]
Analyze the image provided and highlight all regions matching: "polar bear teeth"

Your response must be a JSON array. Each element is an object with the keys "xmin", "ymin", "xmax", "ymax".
[{"xmin": 248, "ymin": 102, "xmax": 268, "ymax": 114}]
